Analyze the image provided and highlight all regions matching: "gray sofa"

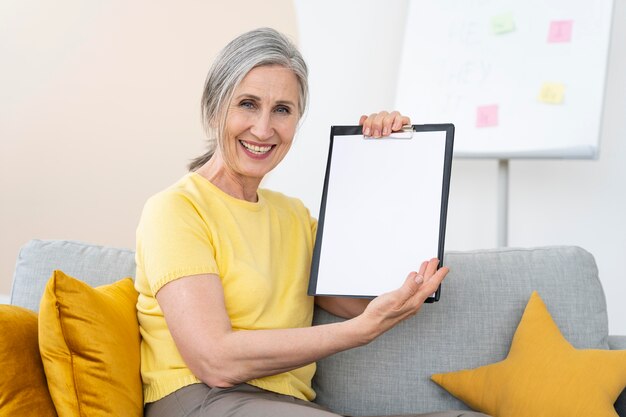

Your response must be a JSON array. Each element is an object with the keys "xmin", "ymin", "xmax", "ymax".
[{"xmin": 9, "ymin": 239, "xmax": 626, "ymax": 416}]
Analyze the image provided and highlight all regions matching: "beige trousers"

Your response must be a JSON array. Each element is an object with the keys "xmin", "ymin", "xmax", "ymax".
[{"xmin": 144, "ymin": 383, "xmax": 490, "ymax": 417}]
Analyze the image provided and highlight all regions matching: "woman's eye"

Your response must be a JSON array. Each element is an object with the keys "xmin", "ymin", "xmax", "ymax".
[
  {"xmin": 275, "ymin": 105, "xmax": 291, "ymax": 114},
  {"xmin": 240, "ymin": 100, "xmax": 255, "ymax": 109}
]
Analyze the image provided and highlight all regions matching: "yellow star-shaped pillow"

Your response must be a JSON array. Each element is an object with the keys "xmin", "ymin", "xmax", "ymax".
[{"xmin": 432, "ymin": 291, "xmax": 626, "ymax": 417}]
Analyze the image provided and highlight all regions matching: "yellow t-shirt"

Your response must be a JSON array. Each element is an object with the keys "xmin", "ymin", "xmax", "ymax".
[{"xmin": 135, "ymin": 172, "xmax": 318, "ymax": 403}]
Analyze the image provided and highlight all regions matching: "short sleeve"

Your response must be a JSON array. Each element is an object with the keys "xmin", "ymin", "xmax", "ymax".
[
  {"xmin": 310, "ymin": 216, "xmax": 318, "ymax": 246},
  {"xmin": 136, "ymin": 190, "xmax": 219, "ymax": 294}
]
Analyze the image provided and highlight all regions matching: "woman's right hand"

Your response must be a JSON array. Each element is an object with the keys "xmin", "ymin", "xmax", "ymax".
[{"xmin": 354, "ymin": 258, "xmax": 448, "ymax": 343}]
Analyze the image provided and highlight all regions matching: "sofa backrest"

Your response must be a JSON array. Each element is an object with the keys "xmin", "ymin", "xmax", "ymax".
[
  {"xmin": 11, "ymin": 240, "xmax": 136, "ymax": 312},
  {"xmin": 313, "ymin": 246, "xmax": 609, "ymax": 415},
  {"xmin": 10, "ymin": 240, "xmax": 609, "ymax": 415}
]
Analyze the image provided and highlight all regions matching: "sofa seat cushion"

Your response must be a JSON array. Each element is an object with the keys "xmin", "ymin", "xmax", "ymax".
[
  {"xmin": 38, "ymin": 270, "xmax": 143, "ymax": 417},
  {"xmin": 0, "ymin": 304, "xmax": 57, "ymax": 416},
  {"xmin": 432, "ymin": 291, "xmax": 626, "ymax": 417}
]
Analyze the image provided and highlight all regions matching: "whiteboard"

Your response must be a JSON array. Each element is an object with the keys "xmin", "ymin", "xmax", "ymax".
[
  {"xmin": 308, "ymin": 125, "xmax": 454, "ymax": 299},
  {"xmin": 395, "ymin": 0, "xmax": 614, "ymax": 159}
]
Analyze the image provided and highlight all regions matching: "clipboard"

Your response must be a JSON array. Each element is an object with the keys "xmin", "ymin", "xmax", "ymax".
[{"xmin": 308, "ymin": 124, "xmax": 455, "ymax": 302}]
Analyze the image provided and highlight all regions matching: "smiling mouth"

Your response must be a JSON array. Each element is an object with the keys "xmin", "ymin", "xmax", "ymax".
[{"xmin": 239, "ymin": 140, "xmax": 274, "ymax": 155}]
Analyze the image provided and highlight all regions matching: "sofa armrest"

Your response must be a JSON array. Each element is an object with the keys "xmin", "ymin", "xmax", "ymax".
[{"xmin": 610, "ymin": 335, "xmax": 626, "ymax": 417}]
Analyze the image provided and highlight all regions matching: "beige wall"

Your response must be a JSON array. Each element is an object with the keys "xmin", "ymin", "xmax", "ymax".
[{"xmin": 0, "ymin": 0, "xmax": 297, "ymax": 295}]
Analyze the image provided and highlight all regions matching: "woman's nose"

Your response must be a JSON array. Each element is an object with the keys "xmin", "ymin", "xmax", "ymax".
[{"xmin": 250, "ymin": 111, "xmax": 274, "ymax": 141}]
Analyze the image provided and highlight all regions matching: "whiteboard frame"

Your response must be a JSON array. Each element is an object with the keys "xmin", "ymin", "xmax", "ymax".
[{"xmin": 394, "ymin": 0, "xmax": 615, "ymax": 160}]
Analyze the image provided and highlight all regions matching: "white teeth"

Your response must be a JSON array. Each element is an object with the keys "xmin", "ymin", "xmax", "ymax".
[{"xmin": 240, "ymin": 140, "xmax": 272, "ymax": 154}]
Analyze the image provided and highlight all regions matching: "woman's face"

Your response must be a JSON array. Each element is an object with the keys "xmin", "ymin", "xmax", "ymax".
[{"xmin": 220, "ymin": 65, "xmax": 300, "ymax": 182}]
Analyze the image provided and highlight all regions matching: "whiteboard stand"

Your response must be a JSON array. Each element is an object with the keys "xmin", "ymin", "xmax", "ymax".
[{"xmin": 497, "ymin": 159, "xmax": 509, "ymax": 247}]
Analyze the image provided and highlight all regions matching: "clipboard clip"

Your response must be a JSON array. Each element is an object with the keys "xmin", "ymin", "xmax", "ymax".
[{"xmin": 363, "ymin": 124, "xmax": 414, "ymax": 139}]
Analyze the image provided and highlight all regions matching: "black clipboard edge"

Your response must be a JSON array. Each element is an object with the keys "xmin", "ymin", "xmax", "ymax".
[
  {"xmin": 308, "ymin": 124, "xmax": 455, "ymax": 303},
  {"xmin": 307, "ymin": 126, "xmax": 337, "ymax": 296},
  {"xmin": 426, "ymin": 123, "xmax": 455, "ymax": 302}
]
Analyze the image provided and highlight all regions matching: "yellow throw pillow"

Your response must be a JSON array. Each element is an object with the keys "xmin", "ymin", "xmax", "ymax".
[
  {"xmin": 38, "ymin": 270, "xmax": 143, "ymax": 417},
  {"xmin": 0, "ymin": 304, "xmax": 57, "ymax": 416},
  {"xmin": 432, "ymin": 291, "xmax": 626, "ymax": 417}
]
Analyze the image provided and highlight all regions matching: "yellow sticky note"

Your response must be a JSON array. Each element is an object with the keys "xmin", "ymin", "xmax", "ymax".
[
  {"xmin": 538, "ymin": 83, "xmax": 565, "ymax": 104},
  {"xmin": 491, "ymin": 13, "xmax": 515, "ymax": 35}
]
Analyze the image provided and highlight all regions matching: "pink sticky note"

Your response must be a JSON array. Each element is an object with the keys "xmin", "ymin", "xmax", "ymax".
[
  {"xmin": 548, "ymin": 20, "xmax": 573, "ymax": 43},
  {"xmin": 476, "ymin": 105, "xmax": 499, "ymax": 128}
]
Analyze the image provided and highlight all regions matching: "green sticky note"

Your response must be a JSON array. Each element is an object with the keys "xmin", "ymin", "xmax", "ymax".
[{"xmin": 492, "ymin": 13, "xmax": 515, "ymax": 35}]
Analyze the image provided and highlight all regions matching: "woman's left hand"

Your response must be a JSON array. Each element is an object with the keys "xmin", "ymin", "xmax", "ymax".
[{"xmin": 359, "ymin": 111, "xmax": 411, "ymax": 138}]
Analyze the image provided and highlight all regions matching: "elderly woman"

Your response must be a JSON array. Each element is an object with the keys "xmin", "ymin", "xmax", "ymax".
[{"xmin": 135, "ymin": 28, "xmax": 488, "ymax": 417}]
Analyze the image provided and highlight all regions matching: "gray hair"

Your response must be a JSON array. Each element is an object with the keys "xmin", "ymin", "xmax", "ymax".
[{"xmin": 188, "ymin": 27, "xmax": 309, "ymax": 171}]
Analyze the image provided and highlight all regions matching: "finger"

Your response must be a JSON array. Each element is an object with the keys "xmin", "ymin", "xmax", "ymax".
[
  {"xmin": 381, "ymin": 112, "xmax": 394, "ymax": 136},
  {"xmin": 394, "ymin": 271, "xmax": 422, "ymax": 302},
  {"xmin": 400, "ymin": 115, "xmax": 411, "ymax": 127},
  {"xmin": 399, "ymin": 267, "xmax": 448, "ymax": 318},
  {"xmin": 418, "ymin": 266, "xmax": 448, "ymax": 297},
  {"xmin": 387, "ymin": 112, "xmax": 412, "ymax": 135},
  {"xmin": 383, "ymin": 111, "xmax": 410, "ymax": 136},
  {"xmin": 362, "ymin": 113, "xmax": 378, "ymax": 137},
  {"xmin": 424, "ymin": 258, "xmax": 440, "ymax": 279},
  {"xmin": 404, "ymin": 271, "xmax": 422, "ymax": 294},
  {"xmin": 371, "ymin": 111, "xmax": 388, "ymax": 138},
  {"xmin": 384, "ymin": 111, "xmax": 410, "ymax": 135},
  {"xmin": 359, "ymin": 114, "xmax": 371, "ymax": 136},
  {"xmin": 385, "ymin": 112, "xmax": 411, "ymax": 132},
  {"xmin": 414, "ymin": 262, "xmax": 450, "ymax": 304},
  {"xmin": 418, "ymin": 260, "xmax": 428, "ymax": 277}
]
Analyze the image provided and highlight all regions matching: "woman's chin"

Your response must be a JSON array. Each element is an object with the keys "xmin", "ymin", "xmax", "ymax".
[
  {"xmin": 236, "ymin": 163, "xmax": 276, "ymax": 181},
  {"xmin": 237, "ymin": 153, "xmax": 285, "ymax": 178}
]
